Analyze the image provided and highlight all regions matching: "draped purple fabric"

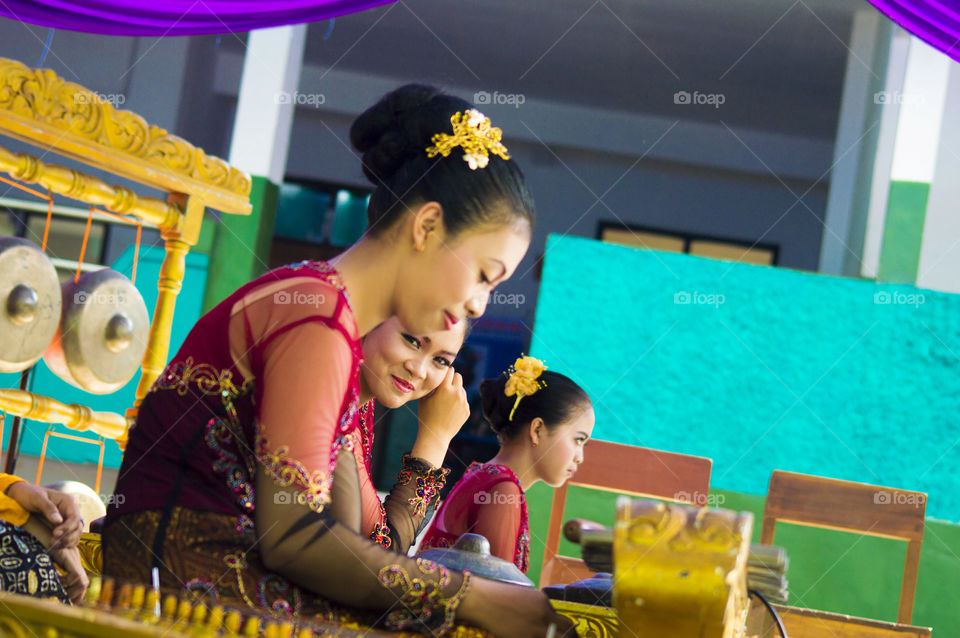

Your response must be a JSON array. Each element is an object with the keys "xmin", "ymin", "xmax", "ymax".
[
  {"xmin": 0, "ymin": 2, "xmax": 956, "ymax": 69},
  {"xmin": 865, "ymin": 0, "xmax": 960, "ymax": 64},
  {"xmin": 0, "ymin": 1, "xmax": 395, "ymax": 36}
]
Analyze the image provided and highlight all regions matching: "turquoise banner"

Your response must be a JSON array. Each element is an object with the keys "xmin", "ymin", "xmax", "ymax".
[{"xmin": 531, "ymin": 234, "xmax": 960, "ymax": 520}]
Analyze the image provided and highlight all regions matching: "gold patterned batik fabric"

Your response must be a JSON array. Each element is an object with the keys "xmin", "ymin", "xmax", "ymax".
[
  {"xmin": 0, "ymin": 520, "xmax": 69, "ymax": 603},
  {"xmin": 103, "ymin": 507, "xmax": 364, "ymax": 624}
]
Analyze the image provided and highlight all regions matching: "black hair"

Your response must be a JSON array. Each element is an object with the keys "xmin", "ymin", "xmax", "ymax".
[
  {"xmin": 479, "ymin": 370, "xmax": 591, "ymax": 441},
  {"xmin": 350, "ymin": 84, "xmax": 535, "ymax": 238}
]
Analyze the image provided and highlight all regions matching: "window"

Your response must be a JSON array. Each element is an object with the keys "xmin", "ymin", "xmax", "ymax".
[
  {"xmin": 598, "ymin": 221, "xmax": 777, "ymax": 266},
  {"xmin": 0, "ymin": 195, "xmax": 160, "ymax": 281}
]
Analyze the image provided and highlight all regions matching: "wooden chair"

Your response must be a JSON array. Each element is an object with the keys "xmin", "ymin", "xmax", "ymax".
[
  {"xmin": 747, "ymin": 604, "xmax": 932, "ymax": 637},
  {"xmin": 760, "ymin": 470, "xmax": 926, "ymax": 625},
  {"xmin": 539, "ymin": 439, "xmax": 712, "ymax": 587}
]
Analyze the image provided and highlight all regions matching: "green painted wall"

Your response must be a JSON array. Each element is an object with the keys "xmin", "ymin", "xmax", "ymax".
[
  {"xmin": 878, "ymin": 180, "xmax": 930, "ymax": 283},
  {"xmin": 203, "ymin": 175, "xmax": 279, "ymax": 312}
]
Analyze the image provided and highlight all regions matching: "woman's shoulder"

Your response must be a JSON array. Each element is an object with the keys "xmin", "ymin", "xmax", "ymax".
[
  {"xmin": 255, "ymin": 261, "xmax": 349, "ymax": 298},
  {"xmin": 465, "ymin": 462, "xmax": 520, "ymax": 481},
  {"xmin": 231, "ymin": 261, "xmax": 359, "ymax": 342},
  {"xmin": 459, "ymin": 462, "xmax": 523, "ymax": 494}
]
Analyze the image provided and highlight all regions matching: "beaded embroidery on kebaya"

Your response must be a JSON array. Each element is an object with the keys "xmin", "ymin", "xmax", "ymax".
[
  {"xmin": 377, "ymin": 559, "xmax": 470, "ymax": 634},
  {"xmin": 397, "ymin": 455, "xmax": 449, "ymax": 518}
]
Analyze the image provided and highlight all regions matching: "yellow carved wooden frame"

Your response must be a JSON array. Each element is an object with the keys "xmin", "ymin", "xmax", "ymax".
[
  {"xmin": 0, "ymin": 57, "xmax": 252, "ymax": 447},
  {"xmin": 0, "ymin": 57, "xmax": 250, "ymax": 215}
]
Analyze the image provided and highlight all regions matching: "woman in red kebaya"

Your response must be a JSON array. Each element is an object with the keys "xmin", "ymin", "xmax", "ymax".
[
  {"xmin": 104, "ymin": 84, "xmax": 573, "ymax": 638},
  {"xmin": 420, "ymin": 357, "xmax": 595, "ymax": 572}
]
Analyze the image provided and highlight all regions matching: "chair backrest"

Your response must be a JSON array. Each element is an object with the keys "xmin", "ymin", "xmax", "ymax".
[
  {"xmin": 539, "ymin": 439, "xmax": 712, "ymax": 587},
  {"xmin": 760, "ymin": 470, "xmax": 926, "ymax": 625},
  {"xmin": 747, "ymin": 602, "xmax": 932, "ymax": 637}
]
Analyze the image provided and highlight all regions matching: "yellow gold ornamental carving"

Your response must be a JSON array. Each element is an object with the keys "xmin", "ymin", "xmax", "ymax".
[
  {"xmin": 552, "ymin": 600, "xmax": 619, "ymax": 638},
  {"xmin": 0, "ymin": 57, "xmax": 250, "ymax": 215},
  {"xmin": 613, "ymin": 497, "xmax": 752, "ymax": 638}
]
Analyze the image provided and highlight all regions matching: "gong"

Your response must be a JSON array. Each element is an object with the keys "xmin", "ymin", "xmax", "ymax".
[
  {"xmin": 44, "ymin": 268, "xmax": 149, "ymax": 394},
  {"xmin": 0, "ymin": 237, "xmax": 62, "ymax": 373}
]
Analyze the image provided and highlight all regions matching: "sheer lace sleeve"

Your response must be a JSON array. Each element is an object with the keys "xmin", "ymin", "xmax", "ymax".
[
  {"xmin": 469, "ymin": 481, "xmax": 523, "ymax": 566},
  {"xmin": 382, "ymin": 454, "xmax": 449, "ymax": 552},
  {"xmin": 255, "ymin": 319, "xmax": 354, "ymax": 512},
  {"xmin": 255, "ymin": 468, "xmax": 470, "ymax": 634}
]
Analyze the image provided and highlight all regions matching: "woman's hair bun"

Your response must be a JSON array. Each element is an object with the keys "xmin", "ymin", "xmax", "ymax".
[
  {"xmin": 350, "ymin": 84, "xmax": 440, "ymax": 186},
  {"xmin": 350, "ymin": 83, "xmax": 534, "ymax": 238},
  {"xmin": 477, "ymin": 369, "xmax": 592, "ymax": 441},
  {"xmin": 479, "ymin": 376, "xmax": 509, "ymax": 434}
]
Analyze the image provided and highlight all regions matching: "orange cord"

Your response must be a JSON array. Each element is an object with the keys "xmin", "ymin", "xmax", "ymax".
[
  {"xmin": 0, "ymin": 175, "xmax": 54, "ymax": 251},
  {"xmin": 35, "ymin": 428, "xmax": 106, "ymax": 494},
  {"xmin": 74, "ymin": 207, "xmax": 142, "ymax": 284}
]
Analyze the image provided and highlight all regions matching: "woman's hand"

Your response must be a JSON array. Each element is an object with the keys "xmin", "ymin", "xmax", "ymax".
[
  {"xmin": 6, "ymin": 482, "xmax": 84, "ymax": 550},
  {"xmin": 47, "ymin": 545, "xmax": 89, "ymax": 604},
  {"xmin": 457, "ymin": 575, "xmax": 576, "ymax": 638},
  {"xmin": 411, "ymin": 367, "xmax": 470, "ymax": 467}
]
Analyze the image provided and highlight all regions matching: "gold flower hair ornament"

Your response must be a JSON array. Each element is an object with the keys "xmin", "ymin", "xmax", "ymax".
[
  {"xmin": 504, "ymin": 355, "xmax": 547, "ymax": 421},
  {"xmin": 425, "ymin": 109, "xmax": 511, "ymax": 170}
]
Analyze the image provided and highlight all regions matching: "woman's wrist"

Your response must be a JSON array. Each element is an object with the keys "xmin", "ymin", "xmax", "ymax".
[{"xmin": 410, "ymin": 434, "xmax": 452, "ymax": 469}]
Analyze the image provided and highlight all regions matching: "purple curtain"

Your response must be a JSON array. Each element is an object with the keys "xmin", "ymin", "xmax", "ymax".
[
  {"xmin": 0, "ymin": 1, "xmax": 955, "ymax": 65},
  {"xmin": 866, "ymin": 0, "xmax": 960, "ymax": 64},
  {"xmin": 0, "ymin": 1, "xmax": 396, "ymax": 36}
]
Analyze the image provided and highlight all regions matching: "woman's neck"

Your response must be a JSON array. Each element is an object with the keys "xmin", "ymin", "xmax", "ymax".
[
  {"xmin": 358, "ymin": 374, "xmax": 373, "ymax": 405},
  {"xmin": 489, "ymin": 443, "xmax": 538, "ymax": 492},
  {"xmin": 329, "ymin": 237, "xmax": 398, "ymax": 337}
]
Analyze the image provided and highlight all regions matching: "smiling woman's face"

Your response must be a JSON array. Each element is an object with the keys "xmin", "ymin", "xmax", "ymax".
[{"xmin": 360, "ymin": 317, "xmax": 467, "ymax": 408}]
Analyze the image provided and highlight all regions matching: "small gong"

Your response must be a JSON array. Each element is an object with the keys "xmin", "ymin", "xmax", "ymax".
[
  {"xmin": 419, "ymin": 533, "xmax": 534, "ymax": 587},
  {"xmin": 44, "ymin": 268, "xmax": 149, "ymax": 394},
  {"xmin": 0, "ymin": 237, "xmax": 62, "ymax": 373}
]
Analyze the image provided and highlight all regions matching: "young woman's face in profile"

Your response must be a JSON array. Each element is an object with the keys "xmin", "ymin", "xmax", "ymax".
[
  {"xmin": 534, "ymin": 405, "xmax": 596, "ymax": 488},
  {"xmin": 361, "ymin": 317, "xmax": 466, "ymax": 409},
  {"xmin": 397, "ymin": 210, "xmax": 530, "ymax": 335}
]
